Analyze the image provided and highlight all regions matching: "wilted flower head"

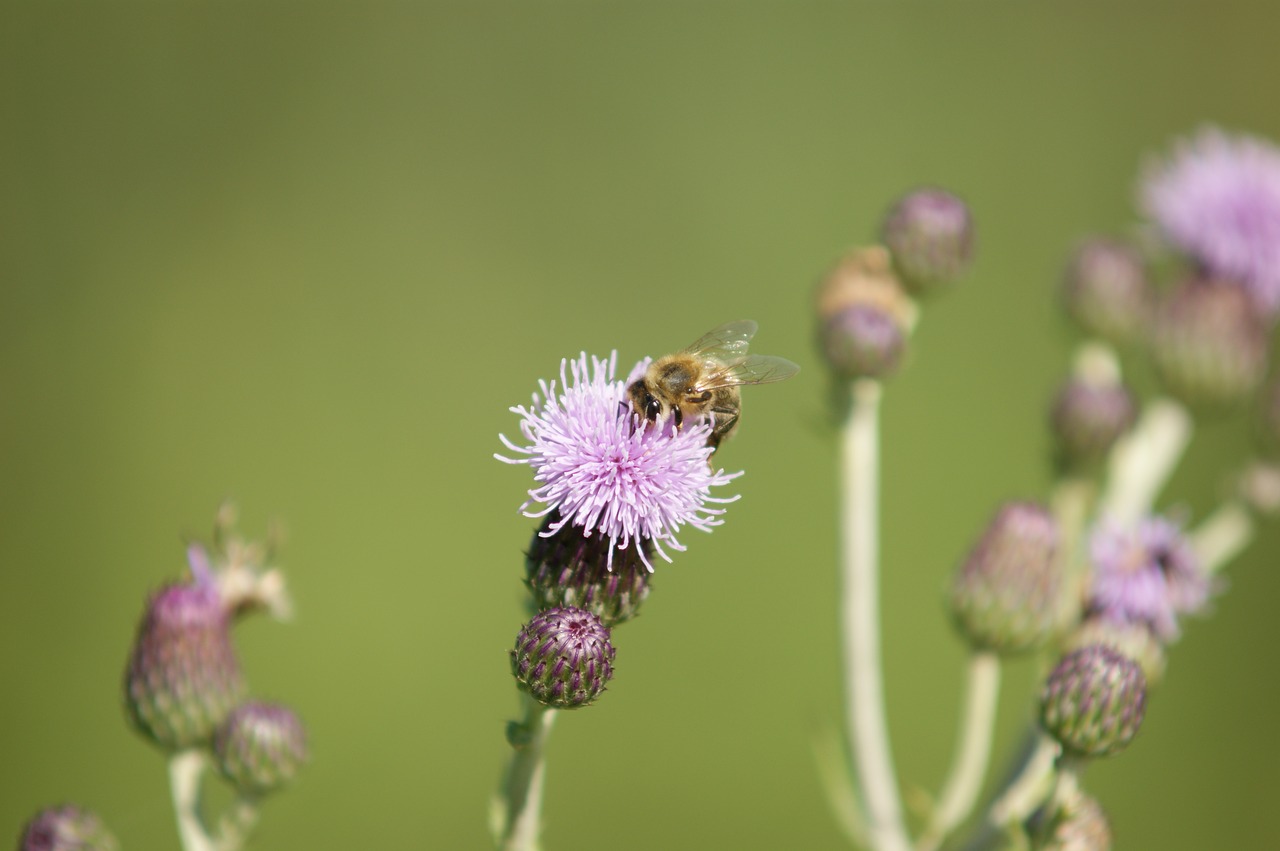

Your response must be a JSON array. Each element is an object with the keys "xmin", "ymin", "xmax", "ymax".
[
  {"xmin": 498, "ymin": 353, "xmax": 741, "ymax": 571},
  {"xmin": 19, "ymin": 805, "xmax": 118, "ymax": 851},
  {"xmin": 1087, "ymin": 516, "xmax": 1210, "ymax": 642},
  {"xmin": 1141, "ymin": 127, "xmax": 1280, "ymax": 315}
]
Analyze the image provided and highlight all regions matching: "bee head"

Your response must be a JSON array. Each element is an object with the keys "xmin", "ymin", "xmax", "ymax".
[{"xmin": 627, "ymin": 379, "xmax": 664, "ymax": 422}]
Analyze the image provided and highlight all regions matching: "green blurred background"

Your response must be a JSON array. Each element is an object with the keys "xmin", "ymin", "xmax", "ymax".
[{"xmin": 4, "ymin": 3, "xmax": 1279, "ymax": 849}]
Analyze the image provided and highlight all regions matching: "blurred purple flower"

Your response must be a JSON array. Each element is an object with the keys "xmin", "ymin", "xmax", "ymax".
[
  {"xmin": 1087, "ymin": 516, "xmax": 1210, "ymax": 642},
  {"xmin": 1141, "ymin": 127, "xmax": 1280, "ymax": 314},
  {"xmin": 498, "ymin": 352, "xmax": 741, "ymax": 571}
]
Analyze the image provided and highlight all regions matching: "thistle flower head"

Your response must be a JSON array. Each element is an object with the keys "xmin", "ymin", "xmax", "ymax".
[
  {"xmin": 1141, "ymin": 127, "xmax": 1280, "ymax": 315},
  {"xmin": 950, "ymin": 502, "xmax": 1062, "ymax": 655},
  {"xmin": 881, "ymin": 188, "xmax": 975, "ymax": 294},
  {"xmin": 526, "ymin": 511, "xmax": 651, "ymax": 626},
  {"xmin": 498, "ymin": 352, "xmax": 741, "ymax": 572},
  {"xmin": 1149, "ymin": 277, "xmax": 1268, "ymax": 408},
  {"xmin": 1040, "ymin": 792, "xmax": 1113, "ymax": 851},
  {"xmin": 819, "ymin": 304, "xmax": 906, "ymax": 381},
  {"xmin": 1049, "ymin": 345, "xmax": 1137, "ymax": 471},
  {"xmin": 124, "ymin": 547, "xmax": 246, "ymax": 749},
  {"xmin": 1061, "ymin": 237, "xmax": 1153, "ymax": 345},
  {"xmin": 1040, "ymin": 644, "xmax": 1146, "ymax": 758},
  {"xmin": 511, "ymin": 606, "xmax": 615, "ymax": 709},
  {"xmin": 19, "ymin": 805, "xmax": 118, "ymax": 851},
  {"xmin": 213, "ymin": 701, "xmax": 308, "ymax": 796},
  {"xmin": 1087, "ymin": 516, "xmax": 1210, "ymax": 643}
]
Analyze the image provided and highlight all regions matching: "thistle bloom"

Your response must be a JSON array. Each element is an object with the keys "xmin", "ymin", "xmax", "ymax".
[
  {"xmin": 1141, "ymin": 127, "xmax": 1280, "ymax": 315},
  {"xmin": 1087, "ymin": 516, "xmax": 1210, "ymax": 642},
  {"xmin": 498, "ymin": 352, "xmax": 741, "ymax": 571}
]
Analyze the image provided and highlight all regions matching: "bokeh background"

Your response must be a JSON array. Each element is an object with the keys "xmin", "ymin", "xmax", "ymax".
[{"xmin": 4, "ymin": 3, "xmax": 1279, "ymax": 849}]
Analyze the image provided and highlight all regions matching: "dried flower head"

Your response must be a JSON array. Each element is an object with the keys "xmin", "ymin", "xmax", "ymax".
[
  {"xmin": 498, "ymin": 353, "xmax": 741, "ymax": 571},
  {"xmin": 1087, "ymin": 516, "xmax": 1210, "ymax": 642},
  {"xmin": 1141, "ymin": 127, "xmax": 1280, "ymax": 315}
]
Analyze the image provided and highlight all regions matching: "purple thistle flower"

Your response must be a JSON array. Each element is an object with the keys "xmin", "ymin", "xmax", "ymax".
[
  {"xmin": 1087, "ymin": 516, "xmax": 1210, "ymax": 642},
  {"xmin": 1141, "ymin": 127, "xmax": 1280, "ymax": 314},
  {"xmin": 497, "ymin": 352, "xmax": 741, "ymax": 572}
]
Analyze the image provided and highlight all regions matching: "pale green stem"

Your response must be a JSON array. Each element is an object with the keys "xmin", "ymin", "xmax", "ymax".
[
  {"xmin": 841, "ymin": 379, "xmax": 910, "ymax": 851},
  {"xmin": 916, "ymin": 651, "xmax": 1002, "ymax": 851},
  {"xmin": 1098, "ymin": 399, "xmax": 1192, "ymax": 525},
  {"xmin": 169, "ymin": 750, "xmax": 217, "ymax": 851},
  {"xmin": 987, "ymin": 734, "xmax": 1059, "ymax": 832},
  {"xmin": 1191, "ymin": 500, "xmax": 1254, "ymax": 577},
  {"xmin": 1048, "ymin": 476, "xmax": 1095, "ymax": 631},
  {"xmin": 216, "ymin": 797, "xmax": 261, "ymax": 851},
  {"xmin": 495, "ymin": 697, "xmax": 558, "ymax": 851},
  {"xmin": 812, "ymin": 723, "xmax": 870, "ymax": 848}
]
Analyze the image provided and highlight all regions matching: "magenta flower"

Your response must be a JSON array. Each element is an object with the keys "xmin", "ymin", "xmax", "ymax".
[
  {"xmin": 1087, "ymin": 516, "xmax": 1210, "ymax": 642},
  {"xmin": 1140, "ymin": 127, "xmax": 1280, "ymax": 314},
  {"xmin": 497, "ymin": 352, "xmax": 741, "ymax": 571}
]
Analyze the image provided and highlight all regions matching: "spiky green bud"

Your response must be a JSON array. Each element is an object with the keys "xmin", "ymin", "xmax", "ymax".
[
  {"xmin": 950, "ymin": 503, "xmax": 1061, "ymax": 655},
  {"xmin": 124, "ymin": 579, "xmax": 245, "ymax": 749},
  {"xmin": 18, "ymin": 805, "xmax": 118, "ymax": 851},
  {"xmin": 526, "ymin": 513, "xmax": 650, "ymax": 627},
  {"xmin": 213, "ymin": 701, "xmax": 308, "ymax": 796},
  {"xmin": 1040, "ymin": 645, "xmax": 1146, "ymax": 758},
  {"xmin": 511, "ymin": 607, "xmax": 614, "ymax": 709}
]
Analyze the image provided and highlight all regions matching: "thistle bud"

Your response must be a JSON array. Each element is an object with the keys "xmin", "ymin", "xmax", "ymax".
[
  {"xmin": 1040, "ymin": 645, "xmax": 1146, "ymax": 758},
  {"xmin": 18, "ymin": 806, "xmax": 118, "ymax": 851},
  {"xmin": 881, "ymin": 188, "xmax": 974, "ymax": 294},
  {"xmin": 213, "ymin": 701, "xmax": 308, "ymax": 796},
  {"xmin": 124, "ymin": 577, "xmax": 245, "ymax": 749},
  {"xmin": 1150, "ymin": 278, "xmax": 1267, "ymax": 408},
  {"xmin": 526, "ymin": 513, "xmax": 650, "ymax": 627},
  {"xmin": 819, "ymin": 304, "xmax": 905, "ymax": 381},
  {"xmin": 1061, "ymin": 238, "xmax": 1153, "ymax": 345},
  {"xmin": 950, "ymin": 503, "xmax": 1061, "ymax": 655},
  {"xmin": 1040, "ymin": 792, "xmax": 1113, "ymax": 851},
  {"xmin": 511, "ymin": 607, "xmax": 615, "ymax": 709},
  {"xmin": 1049, "ymin": 345, "xmax": 1137, "ymax": 471}
]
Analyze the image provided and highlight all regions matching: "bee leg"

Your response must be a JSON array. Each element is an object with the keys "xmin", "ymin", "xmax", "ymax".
[{"xmin": 705, "ymin": 407, "xmax": 739, "ymax": 450}]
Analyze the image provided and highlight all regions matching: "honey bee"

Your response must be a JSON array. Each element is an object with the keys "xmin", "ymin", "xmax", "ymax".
[{"xmin": 627, "ymin": 320, "xmax": 799, "ymax": 450}]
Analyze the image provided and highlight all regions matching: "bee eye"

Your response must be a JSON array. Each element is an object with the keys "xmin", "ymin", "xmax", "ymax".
[{"xmin": 645, "ymin": 397, "xmax": 662, "ymax": 421}]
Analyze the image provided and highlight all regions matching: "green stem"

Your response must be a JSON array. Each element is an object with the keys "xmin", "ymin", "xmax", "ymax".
[
  {"xmin": 841, "ymin": 379, "xmax": 910, "ymax": 851},
  {"xmin": 495, "ymin": 697, "xmax": 558, "ymax": 851},
  {"xmin": 917, "ymin": 651, "xmax": 1002, "ymax": 851}
]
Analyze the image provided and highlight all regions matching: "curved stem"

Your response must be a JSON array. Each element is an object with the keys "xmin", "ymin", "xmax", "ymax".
[
  {"xmin": 987, "ymin": 733, "xmax": 1059, "ymax": 830},
  {"xmin": 917, "ymin": 651, "xmax": 1002, "ymax": 851},
  {"xmin": 496, "ymin": 697, "xmax": 558, "ymax": 851},
  {"xmin": 169, "ymin": 750, "xmax": 217, "ymax": 851},
  {"xmin": 841, "ymin": 379, "xmax": 910, "ymax": 851}
]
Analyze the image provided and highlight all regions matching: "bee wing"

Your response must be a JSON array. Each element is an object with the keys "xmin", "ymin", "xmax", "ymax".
[
  {"xmin": 699, "ymin": 354, "xmax": 801, "ymax": 390},
  {"xmin": 681, "ymin": 320, "xmax": 758, "ymax": 359}
]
